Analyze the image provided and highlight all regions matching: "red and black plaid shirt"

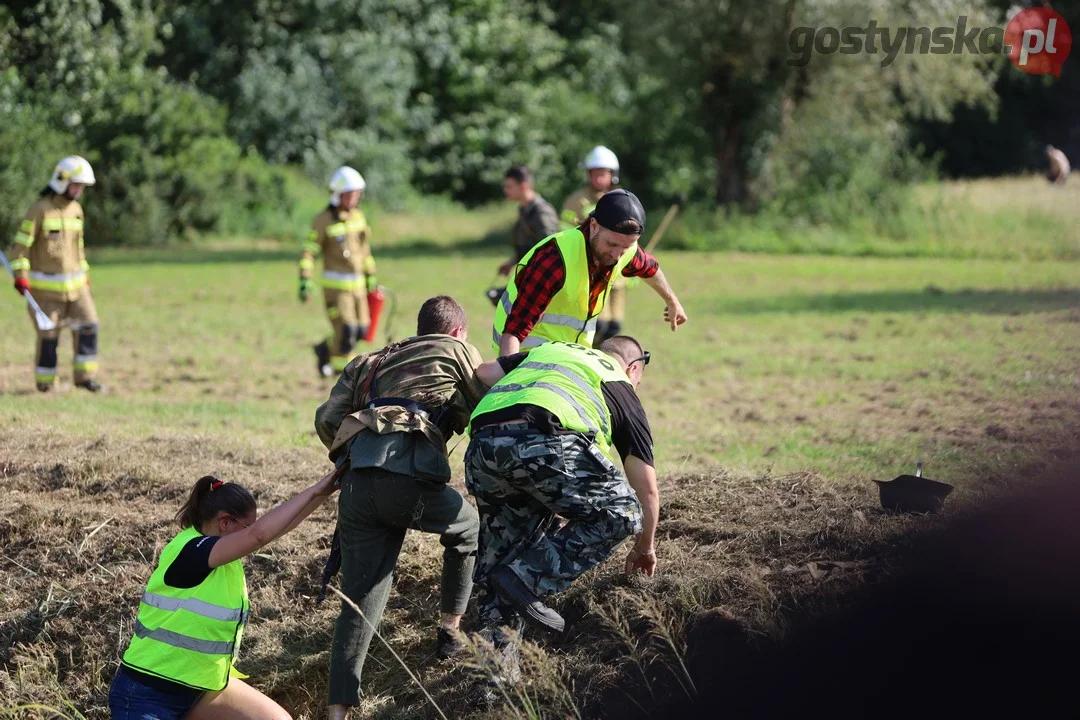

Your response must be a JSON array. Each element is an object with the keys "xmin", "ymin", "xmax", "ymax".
[{"xmin": 504, "ymin": 225, "xmax": 659, "ymax": 341}]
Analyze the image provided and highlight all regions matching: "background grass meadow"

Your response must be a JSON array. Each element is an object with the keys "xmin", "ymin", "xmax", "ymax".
[{"xmin": 1, "ymin": 176, "xmax": 1079, "ymax": 719}]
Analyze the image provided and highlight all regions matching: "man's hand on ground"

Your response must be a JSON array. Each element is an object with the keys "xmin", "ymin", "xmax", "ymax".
[{"xmin": 625, "ymin": 544, "xmax": 656, "ymax": 576}]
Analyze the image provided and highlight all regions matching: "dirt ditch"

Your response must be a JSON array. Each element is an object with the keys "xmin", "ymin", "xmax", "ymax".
[{"xmin": 2, "ymin": 432, "xmax": 1078, "ymax": 718}]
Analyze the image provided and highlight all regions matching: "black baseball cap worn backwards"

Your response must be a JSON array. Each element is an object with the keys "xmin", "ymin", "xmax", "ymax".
[{"xmin": 591, "ymin": 189, "xmax": 646, "ymax": 236}]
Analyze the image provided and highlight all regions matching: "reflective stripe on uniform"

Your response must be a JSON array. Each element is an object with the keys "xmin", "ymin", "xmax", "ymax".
[
  {"xmin": 321, "ymin": 270, "xmax": 364, "ymax": 290},
  {"xmin": 29, "ymin": 271, "xmax": 87, "ymax": 293},
  {"xmin": 80, "ymin": 259, "xmax": 89, "ymax": 272},
  {"xmin": 10, "ymin": 258, "xmax": 30, "ymax": 271},
  {"xmin": 14, "ymin": 232, "xmax": 33, "ymax": 247},
  {"xmin": 133, "ymin": 619, "xmax": 235, "ymax": 656},
  {"xmin": 326, "ymin": 218, "xmax": 366, "ymax": 237},
  {"xmin": 485, "ymin": 382, "xmax": 599, "ymax": 434},
  {"xmin": 303, "ymin": 243, "xmax": 320, "ymax": 255},
  {"xmin": 518, "ymin": 361, "xmax": 609, "ymax": 435},
  {"xmin": 36, "ymin": 367, "xmax": 57, "ymax": 377},
  {"xmin": 141, "ymin": 591, "xmax": 245, "ymax": 622},
  {"xmin": 299, "ymin": 257, "xmax": 315, "ymax": 272},
  {"xmin": 40, "ymin": 217, "xmax": 83, "ymax": 232}
]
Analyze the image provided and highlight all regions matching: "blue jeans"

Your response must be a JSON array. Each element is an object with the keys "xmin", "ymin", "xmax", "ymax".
[{"xmin": 108, "ymin": 667, "xmax": 203, "ymax": 720}]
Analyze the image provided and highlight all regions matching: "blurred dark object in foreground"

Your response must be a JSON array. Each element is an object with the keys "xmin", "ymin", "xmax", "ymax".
[{"xmin": 681, "ymin": 460, "xmax": 1080, "ymax": 719}]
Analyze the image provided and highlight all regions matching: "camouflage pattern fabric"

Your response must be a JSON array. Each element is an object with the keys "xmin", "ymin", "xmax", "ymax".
[
  {"xmin": 314, "ymin": 333, "xmax": 488, "ymax": 479},
  {"xmin": 464, "ymin": 428, "xmax": 642, "ymax": 625}
]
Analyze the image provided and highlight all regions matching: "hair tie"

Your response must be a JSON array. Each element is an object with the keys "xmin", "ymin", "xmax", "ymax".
[{"xmin": 210, "ymin": 480, "xmax": 224, "ymax": 491}]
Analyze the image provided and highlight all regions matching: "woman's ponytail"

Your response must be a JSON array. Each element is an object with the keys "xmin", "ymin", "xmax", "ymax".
[{"xmin": 175, "ymin": 475, "xmax": 256, "ymax": 530}]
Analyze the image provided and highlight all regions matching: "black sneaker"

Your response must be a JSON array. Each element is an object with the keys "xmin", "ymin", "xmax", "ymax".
[
  {"xmin": 491, "ymin": 566, "xmax": 565, "ymax": 633},
  {"xmin": 436, "ymin": 627, "xmax": 467, "ymax": 660},
  {"xmin": 313, "ymin": 341, "xmax": 332, "ymax": 377},
  {"xmin": 75, "ymin": 379, "xmax": 103, "ymax": 392},
  {"xmin": 36, "ymin": 382, "xmax": 53, "ymax": 393}
]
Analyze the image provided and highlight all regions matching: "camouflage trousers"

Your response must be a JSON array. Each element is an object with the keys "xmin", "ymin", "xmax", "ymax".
[{"xmin": 464, "ymin": 427, "xmax": 642, "ymax": 626}]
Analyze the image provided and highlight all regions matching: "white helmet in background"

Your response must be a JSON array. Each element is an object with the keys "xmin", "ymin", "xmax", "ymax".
[
  {"xmin": 329, "ymin": 166, "xmax": 366, "ymax": 206},
  {"xmin": 584, "ymin": 145, "xmax": 619, "ymax": 184},
  {"xmin": 49, "ymin": 155, "xmax": 96, "ymax": 195}
]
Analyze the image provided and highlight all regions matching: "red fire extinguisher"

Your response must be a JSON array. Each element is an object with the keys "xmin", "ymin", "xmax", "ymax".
[{"xmin": 364, "ymin": 287, "xmax": 385, "ymax": 343}]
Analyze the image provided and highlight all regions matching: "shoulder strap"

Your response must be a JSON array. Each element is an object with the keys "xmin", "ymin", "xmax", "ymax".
[{"xmin": 361, "ymin": 341, "xmax": 401, "ymax": 404}]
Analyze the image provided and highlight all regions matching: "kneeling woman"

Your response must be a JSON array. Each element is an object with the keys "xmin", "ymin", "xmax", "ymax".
[{"xmin": 109, "ymin": 467, "xmax": 343, "ymax": 720}]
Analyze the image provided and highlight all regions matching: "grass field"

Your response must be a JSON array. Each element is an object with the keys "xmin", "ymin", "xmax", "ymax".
[{"xmin": 2, "ymin": 176, "xmax": 1079, "ymax": 718}]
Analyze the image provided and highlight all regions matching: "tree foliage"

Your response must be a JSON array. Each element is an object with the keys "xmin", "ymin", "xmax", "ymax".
[{"xmin": 0, "ymin": 0, "xmax": 1059, "ymax": 245}]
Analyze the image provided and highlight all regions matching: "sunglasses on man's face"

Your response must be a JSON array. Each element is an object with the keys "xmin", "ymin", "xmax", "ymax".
[{"xmin": 629, "ymin": 351, "xmax": 651, "ymax": 367}]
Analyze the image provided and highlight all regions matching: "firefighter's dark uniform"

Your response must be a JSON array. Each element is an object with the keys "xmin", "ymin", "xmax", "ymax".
[
  {"xmin": 7, "ymin": 192, "xmax": 100, "ymax": 389},
  {"xmin": 300, "ymin": 206, "xmax": 376, "ymax": 373}
]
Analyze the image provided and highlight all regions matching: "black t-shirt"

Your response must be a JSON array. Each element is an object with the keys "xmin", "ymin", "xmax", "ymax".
[
  {"xmin": 472, "ymin": 353, "xmax": 655, "ymax": 467},
  {"xmin": 163, "ymin": 534, "xmax": 220, "ymax": 588},
  {"xmin": 121, "ymin": 533, "xmax": 221, "ymax": 695}
]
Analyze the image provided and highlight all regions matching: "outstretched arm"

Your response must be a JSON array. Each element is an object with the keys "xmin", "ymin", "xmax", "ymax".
[
  {"xmin": 643, "ymin": 268, "xmax": 688, "ymax": 332},
  {"xmin": 208, "ymin": 465, "xmax": 344, "ymax": 567}
]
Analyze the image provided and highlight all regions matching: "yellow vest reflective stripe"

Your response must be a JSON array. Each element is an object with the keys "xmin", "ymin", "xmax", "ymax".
[
  {"xmin": 492, "ymin": 229, "xmax": 636, "ymax": 351},
  {"xmin": 29, "ymin": 270, "xmax": 87, "ymax": 293},
  {"xmin": 122, "ymin": 527, "xmax": 249, "ymax": 691},
  {"xmin": 470, "ymin": 341, "xmax": 630, "ymax": 460}
]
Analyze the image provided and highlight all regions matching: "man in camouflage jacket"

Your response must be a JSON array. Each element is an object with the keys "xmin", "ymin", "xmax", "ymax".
[{"xmin": 314, "ymin": 295, "xmax": 502, "ymax": 719}]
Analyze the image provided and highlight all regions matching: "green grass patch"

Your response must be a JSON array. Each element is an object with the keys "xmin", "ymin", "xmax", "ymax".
[
  {"xmin": 668, "ymin": 175, "xmax": 1080, "ymax": 261},
  {"xmin": 2, "ymin": 240, "xmax": 1077, "ymax": 493}
]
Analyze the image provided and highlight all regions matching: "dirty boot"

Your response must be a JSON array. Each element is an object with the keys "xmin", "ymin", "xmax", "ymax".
[{"xmin": 314, "ymin": 340, "xmax": 333, "ymax": 378}]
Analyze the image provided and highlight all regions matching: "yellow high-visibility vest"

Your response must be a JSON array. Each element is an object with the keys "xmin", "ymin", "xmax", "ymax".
[
  {"xmin": 121, "ymin": 527, "xmax": 249, "ymax": 691},
  {"xmin": 492, "ymin": 229, "xmax": 636, "ymax": 350},
  {"xmin": 470, "ymin": 341, "xmax": 631, "ymax": 462}
]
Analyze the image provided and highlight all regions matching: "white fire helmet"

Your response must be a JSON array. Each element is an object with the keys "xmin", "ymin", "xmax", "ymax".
[
  {"xmin": 329, "ymin": 166, "xmax": 366, "ymax": 206},
  {"xmin": 49, "ymin": 156, "xmax": 97, "ymax": 195},
  {"xmin": 584, "ymin": 145, "xmax": 619, "ymax": 184}
]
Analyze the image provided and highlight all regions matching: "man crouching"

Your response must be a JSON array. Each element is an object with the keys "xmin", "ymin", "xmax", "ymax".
[{"xmin": 464, "ymin": 336, "xmax": 660, "ymax": 695}]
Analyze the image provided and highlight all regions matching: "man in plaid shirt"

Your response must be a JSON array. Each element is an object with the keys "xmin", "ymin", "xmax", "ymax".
[{"xmin": 495, "ymin": 189, "xmax": 687, "ymax": 356}]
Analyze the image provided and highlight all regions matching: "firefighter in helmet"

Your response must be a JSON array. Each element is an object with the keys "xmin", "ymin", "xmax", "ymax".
[
  {"xmin": 561, "ymin": 146, "xmax": 626, "ymax": 344},
  {"xmin": 7, "ymin": 155, "xmax": 103, "ymax": 392},
  {"xmin": 299, "ymin": 167, "xmax": 378, "ymax": 377}
]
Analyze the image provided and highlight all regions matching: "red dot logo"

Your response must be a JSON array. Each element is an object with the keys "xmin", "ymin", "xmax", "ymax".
[{"xmin": 1005, "ymin": 7, "xmax": 1072, "ymax": 77}]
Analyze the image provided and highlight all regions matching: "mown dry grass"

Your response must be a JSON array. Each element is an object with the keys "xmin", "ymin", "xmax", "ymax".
[
  {"xmin": 4, "ymin": 421, "xmax": 1077, "ymax": 718},
  {"xmin": 2, "ymin": 181, "xmax": 1080, "ymax": 717}
]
